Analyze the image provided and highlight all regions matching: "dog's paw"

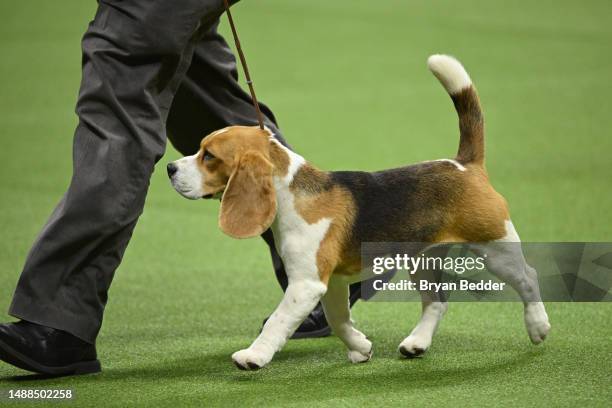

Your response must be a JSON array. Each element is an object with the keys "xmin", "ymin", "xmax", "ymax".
[
  {"xmin": 347, "ymin": 339, "xmax": 373, "ymax": 364},
  {"xmin": 231, "ymin": 348, "xmax": 271, "ymax": 370},
  {"xmin": 398, "ymin": 334, "xmax": 431, "ymax": 358},
  {"xmin": 524, "ymin": 303, "xmax": 551, "ymax": 344}
]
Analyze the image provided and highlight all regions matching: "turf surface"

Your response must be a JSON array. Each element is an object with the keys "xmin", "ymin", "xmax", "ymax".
[{"xmin": 0, "ymin": 0, "xmax": 611, "ymax": 406}]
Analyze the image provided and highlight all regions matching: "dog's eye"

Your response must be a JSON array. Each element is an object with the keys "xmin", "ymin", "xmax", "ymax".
[{"xmin": 203, "ymin": 151, "xmax": 216, "ymax": 161}]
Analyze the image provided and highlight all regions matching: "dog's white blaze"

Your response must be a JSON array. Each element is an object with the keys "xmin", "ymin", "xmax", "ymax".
[
  {"xmin": 169, "ymin": 153, "xmax": 203, "ymax": 199},
  {"xmin": 232, "ymin": 141, "xmax": 331, "ymax": 369},
  {"xmin": 427, "ymin": 54, "xmax": 472, "ymax": 95},
  {"xmin": 430, "ymin": 158, "xmax": 466, "ymax": 171}
]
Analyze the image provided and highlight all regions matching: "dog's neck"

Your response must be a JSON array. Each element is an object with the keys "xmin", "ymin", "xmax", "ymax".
[
  {"xmin": 268, "ymin": 139, "xmax": 333, "ymax": 257},
  {"xmin": 269, "ymin": 139, "xmax": 307, "ymax": 190},
  {"xmin": 268, "ymin": 138, "xmax": 330, "ymax": 217}
]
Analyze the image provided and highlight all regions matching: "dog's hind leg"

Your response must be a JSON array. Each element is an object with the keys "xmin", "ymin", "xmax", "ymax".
[
  {"xmin": 321, "ymin": 277, "xmax": 372, "ymax": 363},
  {"xmin": 399, "ymin": 247, "xmax": 449, "ymax": 358},
  {"xmin": 399, "ymin": 302, "xmax": 448, "ymax": 358},
  {"xmin": 398, "ymin": 286, "xmax": 448, "ymax": 358},
  {"xmin": 472, "ymin": 220, "xmax": 551, "ymax": 344}
]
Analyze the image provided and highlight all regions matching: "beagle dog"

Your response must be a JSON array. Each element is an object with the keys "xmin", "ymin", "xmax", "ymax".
[{"xmin": 168, "ymin": 55, "xmax": 551, "ymax": 370}]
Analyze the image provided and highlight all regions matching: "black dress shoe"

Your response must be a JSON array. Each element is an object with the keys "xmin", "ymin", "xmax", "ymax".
[
  {"xmin": 262, "ymin": 303, "xmax": 332, "ymax": 339},
  {"xmin": 0, "ymin": 321, "xmax": 101, "ymax": 376},
  {"xmin": 291, "ymin": 304, "xmax": 332, "ymax": 339}
]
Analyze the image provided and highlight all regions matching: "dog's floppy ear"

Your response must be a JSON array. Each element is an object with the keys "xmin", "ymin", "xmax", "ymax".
[{"xmin": 219, "ymin": 151, "xmax": 277, "ymax": 239}]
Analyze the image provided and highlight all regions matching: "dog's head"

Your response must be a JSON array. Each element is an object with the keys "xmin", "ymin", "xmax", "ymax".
[{"xmin": 167, "ymin": 126, "xmax": 277, "ymax": 239}]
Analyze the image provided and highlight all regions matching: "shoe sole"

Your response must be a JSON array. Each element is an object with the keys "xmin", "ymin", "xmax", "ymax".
[
  {"xmin": 290, "ymin": 325, "xmax": 332, "ymax": 339},
  {"xmin": 0, "ymin": 339, "xmax": 101, "ymax": 376}
]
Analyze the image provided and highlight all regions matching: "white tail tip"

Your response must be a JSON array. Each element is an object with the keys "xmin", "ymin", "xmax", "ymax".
[{"xmin": 427, "ymin": 54, "xmax": 472, "ymax": 95}]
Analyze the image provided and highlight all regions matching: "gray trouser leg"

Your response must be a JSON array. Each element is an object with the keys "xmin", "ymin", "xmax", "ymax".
[
  {"xmin": 9, "ymin": 0, "xmax": 228, "ymax": 343},
  {"xmin": 166, "ymin": 23, "xmax": 291, "ymax": 291}
]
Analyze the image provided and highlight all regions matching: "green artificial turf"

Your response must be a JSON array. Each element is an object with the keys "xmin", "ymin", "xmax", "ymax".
[{"xmin": 0, "ymin": 0, "xmax": 611, "ymax": 406}]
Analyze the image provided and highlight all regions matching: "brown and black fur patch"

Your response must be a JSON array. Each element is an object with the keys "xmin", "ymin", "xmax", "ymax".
[
  {"xmin": 331, "ymin": 161, "xmax": 458, "ymax": 246},
  {"xmin": 288, "ymin": 159, "xmax": 509, "ymax": 280},
  {"xmin": 288, "ymin": 164, "xmax": 356, "ymax": 282},
  {"xmin": 333, "ymin": 161, "xmax": 508, "ymax": 247}
]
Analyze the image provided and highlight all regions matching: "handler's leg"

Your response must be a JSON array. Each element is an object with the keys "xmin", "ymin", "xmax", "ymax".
[
  {"xmin": 1, "ymin": 0, "xmax": 227, "ymax": 375},
  {"xmin": 165, "ymin": 24, "xmax": 333, "ymax": 338}
]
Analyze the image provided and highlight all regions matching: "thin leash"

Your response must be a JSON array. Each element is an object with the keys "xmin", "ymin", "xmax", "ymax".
[{"xmin": 223, "ymin": 0, "xmax": 265, "ymax": 130}]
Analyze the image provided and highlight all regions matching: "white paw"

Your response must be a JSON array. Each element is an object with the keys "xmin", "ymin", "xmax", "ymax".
[
  {"xmin": 398, "ymin": 334, "xmax": 431, "ymax": 358},
  {"xmin": 231, "ymin": 348, "xmax": 271, "ymax": 370},
  {"xmin": 347, "ymin": 339, "xmax": 373, "ymax": 363},
  {"xmin": 524, "ymin": 303, "xmax": 551, "ymax": 344}
]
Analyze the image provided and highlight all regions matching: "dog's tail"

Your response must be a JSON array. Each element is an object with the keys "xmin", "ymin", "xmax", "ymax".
[{"xmin": 427, "ymin": 55, "xmax": 484, "ymax": 166}]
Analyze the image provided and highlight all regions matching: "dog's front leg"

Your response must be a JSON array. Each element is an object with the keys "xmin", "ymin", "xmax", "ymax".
[{"xmin": 232, "ymin": 278, "xmax": 327, "ymax": 370}]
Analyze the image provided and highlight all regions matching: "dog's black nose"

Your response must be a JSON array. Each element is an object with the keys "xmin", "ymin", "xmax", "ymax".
[{"xmin": 167, "ymin": 163, "xmax": 178, "ymax": 178}]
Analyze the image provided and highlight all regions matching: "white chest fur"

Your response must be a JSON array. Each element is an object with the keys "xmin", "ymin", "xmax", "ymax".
[{"xmin": 270, "ymin": 142, "xmax": 331, "ymax": 279}]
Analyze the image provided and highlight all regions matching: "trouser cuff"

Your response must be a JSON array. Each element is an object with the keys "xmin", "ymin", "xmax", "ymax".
[{"xmin": 9, "ymin": 292, "xmax": 98, "ymax": 344}]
